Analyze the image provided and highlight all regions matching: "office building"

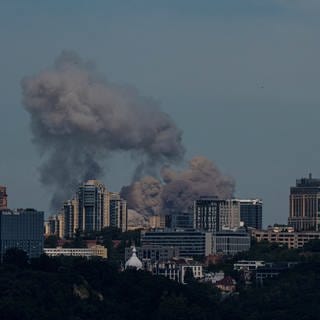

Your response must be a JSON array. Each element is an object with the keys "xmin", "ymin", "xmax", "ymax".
[
  {"xmin": 78, "ymin": 180, "xmax": 110, "ymax": 232},
  {"xmin": 44, "ymin": 244, "xmax": 107, "ymax": 259},
  {"xmin": 240, "ymin": 199, "xmax": 263, "ymax": 229},
  {"xmin": 193, "ymin": 197, "xmax": 240, "ymax": 232},
  {"xmin": 288, "ymin": 174, "xmax": 320, "ymax": 231},
  {"xmin": 44, "ymin": 215, "xmax": 60, "ymax": 237},
  {"xmin": 63, "ymin": 198, "xmax": 79, "ymax": 238},
  {"xmin": 0, "ymin": 186, "xmax": 7, "ymax": 210},
  {"xmin": 165, "ymin": 212, "xmax": 194, "ymax": 230},
  {"xmin": 141, "ymin": 229, "xmax": 212, "ymax": 257},
  {"xmin": 109, "ymin": 192, "xmax": 127, "ymax": 232},
  {"xmin": 213, "ymin": 228, "xmax": 251, "ymax": 255},
  {"xmin": 0, "ymin": 208, "xmax": 44, "ymax": 260},
  {"xmin": 252, "ymin": 226, "xmax": 320, "ymax": 249}
]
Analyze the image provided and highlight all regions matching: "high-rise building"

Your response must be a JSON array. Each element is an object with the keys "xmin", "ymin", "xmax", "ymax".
[
  {"xmin": 288, "ymin": 174, "xmax": 320, "ymax": 231},
  {"xmin": 149, "ymin": 215, "xmax": 166, "ymax": 229},
  {"xmin": 63, "ymin": 198, "xmax": 79, "ymax": 238},
  {"xmin": 45, "ymin": 215, "xmax": 59, "ymax": 237},
  {"xmin": 193, "ymin": 197, "xmax": 240, "ymax": 232},
  {"xmin": 0, "ymin": 186, "xmax": 8, "ymax": 210},
  {"xmin": 78, "ymin": 180, "xmax": 110, "ymax": 232},
  {"xmin": 240, "ymin": 199, "xmax": 263, "ymax": 229},
  {"xmin": 109, "ymin": 192, "xmax": 127, "ymax": 232},
  {"xmin": 0, "ymin": 208, "xmax": 44, "ymax": 260}
]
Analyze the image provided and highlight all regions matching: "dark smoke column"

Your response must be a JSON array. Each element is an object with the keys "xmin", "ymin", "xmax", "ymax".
[{"xmin": 21, "ymin": 51, "xmax": 185, "ymax": 210}]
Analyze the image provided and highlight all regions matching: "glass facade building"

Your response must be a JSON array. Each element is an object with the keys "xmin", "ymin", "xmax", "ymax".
[
  {"xmin": 240, "ymin": 199, "xmax": 263, "ymax": 230},
  {"xmin": 0, "ymin": 208, "xmax": 44, "ymax": 260},
  {"xmin": 78, "ymin": 180, "xmax": 109, "ymax": 232}
]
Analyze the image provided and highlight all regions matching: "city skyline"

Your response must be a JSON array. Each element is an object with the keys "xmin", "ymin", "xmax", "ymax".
[{"xmin": 2, "ymin": 1, "xmax": 320, "ymax": 226}]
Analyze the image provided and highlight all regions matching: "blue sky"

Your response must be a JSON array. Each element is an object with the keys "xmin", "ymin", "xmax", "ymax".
[{"xmin": 1, "ymin": 0, "xmax": 320, "ymax": 225}]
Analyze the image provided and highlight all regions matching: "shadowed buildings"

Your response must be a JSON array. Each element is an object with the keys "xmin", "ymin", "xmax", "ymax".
[{"xmin": 0, "ymin": 208, "xmax": 44, "ymax": 260}]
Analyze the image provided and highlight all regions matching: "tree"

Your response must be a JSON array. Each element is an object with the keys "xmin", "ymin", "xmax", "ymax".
[
  {"xmin": 44, "ymin": 235, "xmax": 59, "ymax": 248},
  {"xmin": 3, "ymin": 248, "xmax": 28, "ymax": 267}
]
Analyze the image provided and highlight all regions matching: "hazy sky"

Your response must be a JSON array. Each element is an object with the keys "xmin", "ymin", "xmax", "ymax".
[{"xmin": 1, "ymin": 1, "xmax": 320, "ymax": 226}]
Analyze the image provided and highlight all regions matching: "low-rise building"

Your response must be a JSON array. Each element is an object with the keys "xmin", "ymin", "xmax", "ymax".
[
  {"xmin": 215, "ymin": 276, "xmax": 237, "ymax": 293},
  {"xmin": 234, "ymin": 260, "xmax": 265, "ymax": 271},
  {"xmin": 213, "ymin": 228, "xmax": 251, "ymax": 255},
  {"xmin": 141, "ymin": 229, "xmax": 212, "ymax": 257},
  {"xmin": 151, "ymin": 257, "xmax": 203, "ymax": 284},
  {"xmin": 44, "ymin": 244, "xmax": 107, "ymax": 259},
  {"xmin": 255, "ymin": 262, "xmax": 298, "ymax": 285},
  {"xmin": 252, "ymin": 226, "xmax": 320, "ymax": 249}
]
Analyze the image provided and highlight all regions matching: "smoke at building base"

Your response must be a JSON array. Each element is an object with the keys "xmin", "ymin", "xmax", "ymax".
[
  {"xmin": 121, "ymin": 156, "xmax": 235, "ymax": 216},
  {"xmin": 21, "ymin": 51, "xmax": 185, "ymax": 210}
]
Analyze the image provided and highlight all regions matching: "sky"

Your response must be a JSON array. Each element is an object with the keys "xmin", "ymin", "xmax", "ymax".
[{"xmin": 1, "ymin": 0, "xmax": 320, "ymax": 226}]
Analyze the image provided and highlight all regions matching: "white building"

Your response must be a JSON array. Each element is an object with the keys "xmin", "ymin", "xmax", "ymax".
[
  {"xmin": 234, "ymin": 260, "xmax": 265, "ymax": 271},
  {"xmin": 44, "ymin": 245, "xmax": 107, "ymax": 259}
]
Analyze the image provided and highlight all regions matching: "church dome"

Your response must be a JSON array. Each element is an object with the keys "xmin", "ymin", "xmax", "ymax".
[{"xmin": 125, "ymin": 247, "xmax": 143, "ymax": 270}]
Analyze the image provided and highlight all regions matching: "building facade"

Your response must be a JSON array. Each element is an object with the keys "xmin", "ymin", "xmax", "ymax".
[
  {"xmin": 141, "ymin": 230, "xmax": 213, "ymax": 257},
  {"xmin": 44, "ymin": 244, "xmax": 107, "ymax": 259},
  {"xmin": 63, "ymin": 199, "xmax": 79, "ymax": 238},
  {"xmin": 288, "ymin": 174, "xmax": 320, "ymax": 231},
  {"xmin": 252, "ymin": 226, "xmax": 320, "ymax": 249},
  {"xmin": 213, "ymin": 228, "xmax": 251, "ymax": 255},
  {"xmin": 78, "ymin": 180, "xmax": 110, "ymax": 232},
  {"xmin": 0, "ymin": 186, "xmax": 7, "ymax": 210},
  {"xmin": 109, "ymin": 192, "xmax": 128, "ymax": 232},
  {"xmin": 0, "ymin": 208, "xmax": 44, "ymax": 260},
  {"xmin": 239, "ymin": 199, "xmax": 263, "ymax": 229},
  {"xmin": 151, "ymin": 258, "xmax": 203, "ymax": 284},
  {"xmin": 125, "ymin": 245, "xmax": 180, "ymax": 263},
  {"xmin": 165, "ymin": 212, "xmax": 194, "ymax": 230},
  {"xmin": 193, "ymin": 197, "xmax": 241, "ymax": 232}
]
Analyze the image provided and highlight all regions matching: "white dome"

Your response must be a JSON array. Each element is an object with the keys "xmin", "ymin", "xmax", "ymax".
[{"xmin": 125, "ymin": 247, "xmax": 143, "ymax": 270}]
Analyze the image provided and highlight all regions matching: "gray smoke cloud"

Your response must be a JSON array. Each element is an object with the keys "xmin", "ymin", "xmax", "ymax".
[
  {"xmin": 121, "ymin": 156, "xmax": 235, "ymax": 215},
  {"xmin": 21, "ymin": 51, "xmax": 185, "ymax": 209}
]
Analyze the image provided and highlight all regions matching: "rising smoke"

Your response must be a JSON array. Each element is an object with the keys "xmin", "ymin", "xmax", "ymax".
[
  {"xmin": 121, "ymin": 156, "xmax": 235, "ymax": 215},
  {"xmin": 21, "ymin": 51, "xmax": 185, "ymax": 209}
]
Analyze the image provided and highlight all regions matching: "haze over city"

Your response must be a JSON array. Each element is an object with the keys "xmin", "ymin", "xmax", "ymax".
[{"xmin": 1, "ymin": 1, "xmax": 320, "ymax": 226}]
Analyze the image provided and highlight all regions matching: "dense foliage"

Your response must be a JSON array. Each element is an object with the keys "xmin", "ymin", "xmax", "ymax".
[{"xmin": 1, "ymin": 247, "xmax": 320, "ymax": 320}]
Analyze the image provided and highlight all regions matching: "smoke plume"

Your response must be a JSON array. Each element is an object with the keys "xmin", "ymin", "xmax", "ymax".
[
  {"xmin": 21, "ymin": 51, "xmax": 185, "ymax": 209},
  {"xmin": 121, "ymin": 156, "xmax": 235, "ymax": 215}
]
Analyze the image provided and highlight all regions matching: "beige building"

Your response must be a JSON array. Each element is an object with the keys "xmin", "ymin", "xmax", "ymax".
[
  {"xmin": 0, "ymin": 186, "xmax": 8, "ymax": 210},
  {"xmin": 252, "ymin": 226, "xmax": 320, "ymax": 249},
  {"xmin": 288, "ymin": 174, "xmax": 320, "ymax": 231},
  {"xmin": 44, "ymin": 244, "xmax": 107, "ymax": 259},
  {"xmin": 149, "ymin": 215, "xmax": 166, "ymax": 229}
]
